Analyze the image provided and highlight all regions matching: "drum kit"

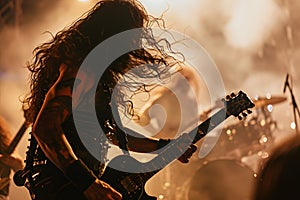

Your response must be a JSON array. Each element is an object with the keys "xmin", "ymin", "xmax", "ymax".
[
  {"xmin": 185, "ymin": 94, "xmax": 288, "ymax": 200},
  {"xmin": 209, "ymin": 95, "xmax": 287, "ymax": 159},
  {"xmin": 150, "ymin": 94, "xmax": 288, "ymax": 200}
]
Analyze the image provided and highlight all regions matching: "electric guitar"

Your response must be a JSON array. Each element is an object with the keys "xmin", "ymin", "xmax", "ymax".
[{"xmin": 100, "ymin": 90, "xmax": 255, "ymax": 200}]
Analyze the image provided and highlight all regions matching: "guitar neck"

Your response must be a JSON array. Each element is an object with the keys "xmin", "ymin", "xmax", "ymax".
[
  {"xmin": 5, "ymin": 121, "xmax": 28, "ymax": 155},
  {"xmin": 115, "ymin": 91, "xmax": 255, "ymax": 198},
  {"xmin": 144, "ymin": 108, "xmax": 230, "ymax": 177},
  {"xmin": 190, "ymin": 108, "xmax": 229, "ymax": 144}
]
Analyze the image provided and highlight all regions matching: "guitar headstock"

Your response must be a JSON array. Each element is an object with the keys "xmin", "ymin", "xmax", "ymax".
[{"xmin": 223, "ymin": 91, "xmax": 255, "ymax": 120}]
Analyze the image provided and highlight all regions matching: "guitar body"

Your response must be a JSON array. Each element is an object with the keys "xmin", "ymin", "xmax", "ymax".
[{"xmin": 101, "ymin": 155, "xmax": 156, "ymax": 200}]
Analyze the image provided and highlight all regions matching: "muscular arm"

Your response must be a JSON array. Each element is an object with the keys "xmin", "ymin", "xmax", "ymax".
[
  {"xmin": 104, "ymin": 116, "xmax": 197, "ymax": 166},
  {"xmin": 33, "ymin": 96, "xmax": 76, "ymax": 170},
  {"xmin": 127, "ymin": 136, "xmax": 159, "ymax": 153},
  {"xmin": 32, "ymin": 64, "xmax": 78, "ymax": 171},
  {"xmin": 107, "ymin": 124, "xmax": 196, "ymax": 164},
  {"xmin": 125, "ymin": 130, "xmax": 160, "ymax": 153},
  {"xmin": 105, "ymin": 124, "xmax": 162, "ymax": 153},
  {"xmin": 33, "ymin": 64, "xmax": 122, "ymax": 200}
]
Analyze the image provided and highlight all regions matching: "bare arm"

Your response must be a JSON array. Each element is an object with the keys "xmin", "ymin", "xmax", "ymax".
[
  {"xmin": 126, "ymin": 135, "xmax": 159, "ymax": 153},
  {"xmin": 32, "ymin": 64, "xmax": 77, "ymax": 171},
  {"xmin": 0, "ymin": 153, "xmax": 24, "ymax": 172},
  {"xmin": 106, "ymin": 124, "xmax": 197, "ymax": 162},
  {"xmin": 126, "ymin": 130, "xmax": 196, "ymax": 163}
]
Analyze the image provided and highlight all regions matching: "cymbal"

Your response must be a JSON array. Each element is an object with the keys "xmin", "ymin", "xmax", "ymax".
[{"xmin": 253, "ymin": 96, "xmax": 287, "ymax": 108}]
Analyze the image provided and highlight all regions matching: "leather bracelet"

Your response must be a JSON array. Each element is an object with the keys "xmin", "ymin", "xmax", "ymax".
[
  {"xmin": 157, "ymin": 138, "xmax": 172, "ymax": 150},
  {"xmin": 65, "ymin": 159, "xmax": 97, "ymax": 192}
]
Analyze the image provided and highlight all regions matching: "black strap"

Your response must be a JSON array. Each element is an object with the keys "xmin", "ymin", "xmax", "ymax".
[
  {"xmin": 102, "ymin": 82, "xmax": 130, "ymax": 155},
  {"xmin": 110, "ymin": 101, "xmax": 130, "ymax": 155},
  {"xmin": 111, "ymin": 118, "xmax": 130, "ymax": 155}
]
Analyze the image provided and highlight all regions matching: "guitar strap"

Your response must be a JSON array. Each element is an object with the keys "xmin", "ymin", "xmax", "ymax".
[
  {"xmin": 102, "ymin": 82, "xmax": 130, "ymax": 156},
  {"xmin": 110, "ymin": 100, "xmax": 130, "ymax": 156},
  {"xmin": 114, "ymin": 122, "xmax": 130, "ymax": 155}
]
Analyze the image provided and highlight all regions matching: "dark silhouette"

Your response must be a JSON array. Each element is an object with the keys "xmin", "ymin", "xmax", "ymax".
[{"xmin": 19, "ymin": 0, "xmax": 196, "ymax": 199}]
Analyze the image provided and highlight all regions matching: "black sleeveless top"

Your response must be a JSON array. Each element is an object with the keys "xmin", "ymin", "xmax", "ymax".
[
  {"xmin": 31, "ymin": 86, "xmax": 112, "ymax": 181},
  {"xmin": 62, "ymin": 112, "xmax": 109, "ymax": 178}
]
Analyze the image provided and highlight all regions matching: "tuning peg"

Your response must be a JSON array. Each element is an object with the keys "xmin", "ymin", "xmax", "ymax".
[
  {"xmin": 226, "ymin": 95, "xmax": 231, "ymax": 100},
  {"xmin": 247, "ymin": 109, "xmax": 252, "ymax": 114},
  {"xmin": 230, "ymin": 92, "xmax": 236, "ymax": 97},
  {"xmin": 242, "ymin": 112, "xmax": 248, "ymax": 118},
  {"xmin": 238, "ymin": 115, "xmax": 243, "ymax": 120}
]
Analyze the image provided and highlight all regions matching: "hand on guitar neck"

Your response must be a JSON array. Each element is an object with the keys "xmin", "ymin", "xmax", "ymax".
[
  {"xmin": 0, "ymin": 153, "xmax": 24, "ymax": 172},
  {"xmin": 0, "ymin": 153, "xmax": 24, "ymax": 191}
]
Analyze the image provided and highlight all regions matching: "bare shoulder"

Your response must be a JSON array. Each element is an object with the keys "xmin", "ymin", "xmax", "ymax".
[
  {"xmin": 58, "ymin": 63, "xmax": 78, "ymax": 82},
  {"xmin": 58, "ymin": 64, "xmax": 96, "ymax": 107}
]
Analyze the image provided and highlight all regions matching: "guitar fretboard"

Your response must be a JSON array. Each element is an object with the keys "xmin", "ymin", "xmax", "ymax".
[
  {"xmin": 5, "ymin": 121, "xmax": 28, "ymax": 154},
  {"xmin": 140, "ymin": 107, "xmax": 230, "ymax": 180}
]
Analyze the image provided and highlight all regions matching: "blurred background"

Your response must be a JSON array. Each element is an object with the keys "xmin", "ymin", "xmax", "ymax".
[{"xmin": 0, "ymin": 0, "xmax": 299, "ymax": 199}]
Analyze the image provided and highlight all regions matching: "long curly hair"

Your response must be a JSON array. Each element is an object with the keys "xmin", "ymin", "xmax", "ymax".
[{"xmin": 22, "ymin": 0, "xmax": 182, "ymax": 125}]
